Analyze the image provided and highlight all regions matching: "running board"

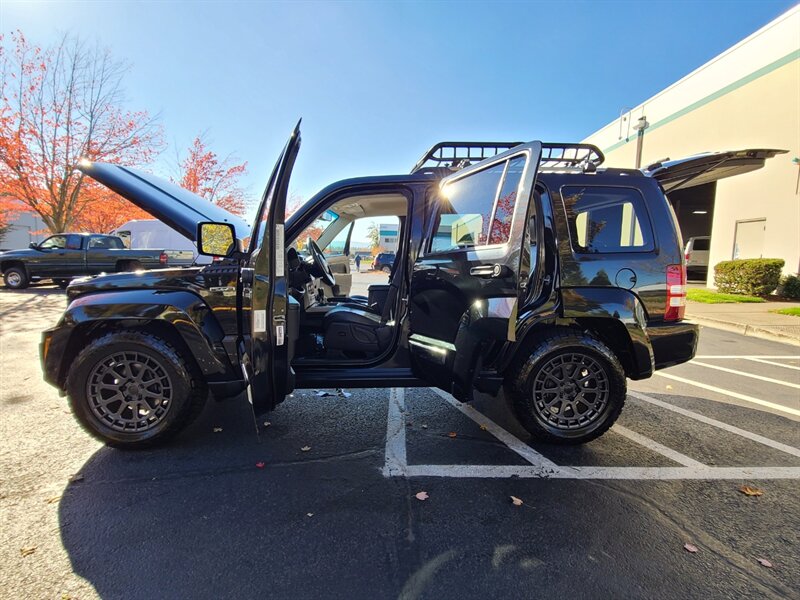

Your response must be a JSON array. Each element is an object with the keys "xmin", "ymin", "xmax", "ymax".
[{"xmin": 295, "ymin": 367, "xmax": 428, "ymax": 389}]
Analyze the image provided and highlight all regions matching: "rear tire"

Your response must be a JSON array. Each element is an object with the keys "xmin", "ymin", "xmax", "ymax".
[
  {"xmin": 66, "ymin": 331, "xmax": 207, "ymax": 449},
  {"xmin": 381, "ymin": 265, "xmax": 391, "ymax": 274},
  {"xmin": 116, "ymin": 260, "xmax": 143, "ymax": 272},
  {"xmin": 54, "ymin": 278, "xmax": 70, "ymax": 289},
  {"xmin": 3, "ymin": 267, "xmax": 29, "ymax": 289},
  {"xmin": 506, "ymin": 330, "xmax": 626, "ymax": 445}
]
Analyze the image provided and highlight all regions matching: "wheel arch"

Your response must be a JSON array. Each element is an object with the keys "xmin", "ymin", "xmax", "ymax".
[
  {"xmin": 51, "ymin": 290, "xmax": 238, "ymax": 389},
  {"xmin": 1, "ymin": 259, "xmax": 27, "ymax": 275},
  {"xmin": 501, "ymin": 287, "xmax": 654, "ymax": 380}
]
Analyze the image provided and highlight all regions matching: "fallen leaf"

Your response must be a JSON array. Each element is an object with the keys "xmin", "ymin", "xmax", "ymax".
[
  {"xmin": 739, "ymin": 485, "xmax": 764, "ymax": 497},
  {"xmin": 20, "ymin": 547, "xmax": 36, "ymax": 557},
  {"xmin": 301, "ymin": 446, "xmax": 311, "ymax": 452},
  {"xmin": 306, "ymin": 512, "xmax": 314, "ymax": 517},
  {"xmin": 415, "ymin": 491, "xmax": 429, "ymax": 501},
  {"xmin": 212, "ymin": 427, "xmax": 223, "ymax": 433},
  {"xmin": 666, "ymin": 384, "xmax": 673, "ymax": 390},
  {"xmin": 337, "ymin": 388, "xmax": 352, "ymax": 398},
  {"xmin": 510, "ymin": 496, "xmax": 523, "ymax": 506},
  {"xmin": 480, "ymin": 424, "xmax": 488, "ymax": 431},
  {"xmin": 45, "ymin": 496, "xmax": 61, "ymax": 504},
  {"xmin": 68, "ymin": 473, "xmax": 84, "ymax": 484},
  {"xmin": 684, "ymin": 543, "xmax": 698, "ymax": 553},
  {"xmin": 255, "ymin": 462, "xmax": 265, "ymax": 469},
  {"xmin": 315, "ymin": 390, "xmax": 334, "ymax": 397},
  {"xmin": 421, "ymin": 424, "xmax": 428, "ymax": 429},
  {"xmin": 756, "ymin": 558, "xmax": 773, "ymax": 568},
  {"xmin": 448, "ymin": 432, "xmax": 457, "ymax": 438},
  {"xmin": 263, "ymin": 420, "xmax": 271, "ymax": 427}
]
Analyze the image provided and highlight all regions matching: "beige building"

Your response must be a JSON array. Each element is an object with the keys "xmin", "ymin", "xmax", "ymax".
[{"xmin": 582, "ymin": 5, "xmax": 800, "ymax": 285}]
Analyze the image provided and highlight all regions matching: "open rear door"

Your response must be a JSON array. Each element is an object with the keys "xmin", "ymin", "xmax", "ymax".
[
  {"xmin": 407, "ymin": 142, "xmax": 542, "ymax": 401},
  {"xmin": 241, "ymin": 122, "xmax": 301, "ymax": 414},
  {"xmin": 643, "ymin": 148, "xmax": 786, "ymax": 192}
]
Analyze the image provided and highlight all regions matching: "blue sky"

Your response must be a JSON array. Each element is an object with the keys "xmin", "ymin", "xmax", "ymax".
[{"xmin": 2, "ymin": 0, "xmax": 796, "ymax": 212}]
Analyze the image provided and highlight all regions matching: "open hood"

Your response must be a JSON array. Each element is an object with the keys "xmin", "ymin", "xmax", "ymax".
[
  {"xmin": 78, "ymin": 161, "xmax": 251, "ymax": 242},
  {"xmin": 643, "ymin": 148, "xmax": 787, "ymax": 193}
]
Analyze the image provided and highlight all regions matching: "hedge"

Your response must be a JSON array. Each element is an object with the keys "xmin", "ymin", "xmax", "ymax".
[
  {"xmin": 713, "ymin": 258, "xmax": 785, "ymax": 296},
  {"xmin": 778, "ymin": 274, "xmax": 800, "ymax": 299}
]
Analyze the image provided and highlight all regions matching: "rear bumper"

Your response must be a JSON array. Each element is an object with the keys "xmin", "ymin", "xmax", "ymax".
[{"xmin": 648, "ymin": 321, "xmax": 699, "ymax": 371}]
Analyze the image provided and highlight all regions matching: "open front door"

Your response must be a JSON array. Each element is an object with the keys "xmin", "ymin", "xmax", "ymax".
[
  {"xmin": 408, "ymin": 142, "xmax": 542, "ymax": 401},
  {"xmin": 241, "ymin": 122, "xmax": 301, "ymax": 414}
]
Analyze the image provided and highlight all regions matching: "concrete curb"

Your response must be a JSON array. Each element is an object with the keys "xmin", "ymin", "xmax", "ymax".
[{"xmin": 685, "ymin": 315, "xmax": 800, "ymax": 347}]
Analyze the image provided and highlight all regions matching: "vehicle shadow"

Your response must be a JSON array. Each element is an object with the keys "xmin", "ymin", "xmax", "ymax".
[{"xmin": 56, "ymin": 391, "xmax": 408, "ymax": 599}]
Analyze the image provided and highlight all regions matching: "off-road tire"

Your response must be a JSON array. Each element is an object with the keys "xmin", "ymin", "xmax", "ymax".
[
  {"xmin": 506, "ymin": 330, "xmax": 626, "ymax": 445},
  {"xmin": 66, "ymin": 331, "xmax": 207, "ymax": 449},
  {"xmin": 3, "ymin": 266, "xmax": 29, "ymax": 289}
]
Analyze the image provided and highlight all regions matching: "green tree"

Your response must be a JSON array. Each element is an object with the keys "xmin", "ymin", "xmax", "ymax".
[{"xmin": 366, "ymin": 221, "xmax": 379, "ymax": 249}]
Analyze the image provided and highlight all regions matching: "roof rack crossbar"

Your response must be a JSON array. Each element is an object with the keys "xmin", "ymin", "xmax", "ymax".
[{"xmin": 411, "ymin": 141, "xmax": 605, "ymax": 174}]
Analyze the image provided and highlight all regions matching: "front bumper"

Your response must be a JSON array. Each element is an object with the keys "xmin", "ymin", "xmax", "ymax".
[
  {"xmin": 648, "ymin": 321, "xmax": 699, "ymax": 371},
  {"xmin": 40, "ymin": 326, "xmax": 69, "ymax": 392}
]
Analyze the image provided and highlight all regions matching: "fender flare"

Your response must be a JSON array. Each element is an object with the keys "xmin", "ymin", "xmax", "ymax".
[
  {"xmin": 52, "ymin": 290, "xmax": 237, "ymax": 387},
  {"xmin": 505, "ymin": 287, "xmax": 654, "ymax": 379}
]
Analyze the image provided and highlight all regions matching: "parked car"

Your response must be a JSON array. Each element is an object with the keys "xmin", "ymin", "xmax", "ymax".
[
  {"xmin": 39, "ymin": 125, "xmax": 781, "ymax": 449},
  {"xmin": 684, "ymin": 236, "xmax": 710, "ymax": 279},
  {"xmin": 373, "ymin": 252, "xmax": 395, "ymax": 273},
  {"xmin": 0, "ymin": 233, "xmax": 195, "ymax": 289}
]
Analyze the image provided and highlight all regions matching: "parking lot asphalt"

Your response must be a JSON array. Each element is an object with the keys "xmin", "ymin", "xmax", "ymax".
[{"xmin": 1, "ymin": 286, "xmax": 798, "ymax": 599}]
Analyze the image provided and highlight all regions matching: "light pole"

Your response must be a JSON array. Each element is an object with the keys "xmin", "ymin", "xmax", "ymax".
[{"xmin": 633, "ymin": 116, "xmax": 649, "ymax": 169}]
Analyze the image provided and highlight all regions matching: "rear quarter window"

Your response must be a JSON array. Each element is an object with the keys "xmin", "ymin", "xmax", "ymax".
[{"xmin": 561, "ymin": 186, "xmax": 654, "ymax": 254}]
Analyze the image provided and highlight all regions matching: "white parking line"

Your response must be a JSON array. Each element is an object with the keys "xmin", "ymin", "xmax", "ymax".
[
  {"xmin": 694, "ymin": 355, "xmax": 800, "ymax": 359},
  {"xmin": 628, "ymin": 390, "xmax": 800, "ymax": 458},
  {"xmin": 429, "ymin": 388, "xmax": 559, "ymax": 469},
  {"xmin": 403, "ymin": 464, "xmax": 800, "ymax": 480},
  {"xmin": 744, "ymin": 357, "xmax": 800, "ymax": 371},
  {"xmin": 690, "ymin": 360, "xmax": 800, "ymax": 390},
  {"xmin": 381, "ymin": 388, "xmax": 800, "ymax": 480},
  {"xmin": 654, "ymin": 372, "xmax": 800, "ymax": 417},
  {"xmin": 383, "ymin": 388, "xmax": 408, "ymax": 476},
  {"xmin": 611, "ymin": 424, "xmax": 706, "ymax": 467}
]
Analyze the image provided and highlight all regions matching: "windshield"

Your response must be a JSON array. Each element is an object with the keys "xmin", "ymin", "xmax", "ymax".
[{"xmin": 290, "ymin": 209, "xmax": 339, "ymax": 252}]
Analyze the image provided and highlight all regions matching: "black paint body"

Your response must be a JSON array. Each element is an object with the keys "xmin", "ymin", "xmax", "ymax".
[{"xmin": 41, "ymin": 162, "xmax": 698, "ymax": 403}]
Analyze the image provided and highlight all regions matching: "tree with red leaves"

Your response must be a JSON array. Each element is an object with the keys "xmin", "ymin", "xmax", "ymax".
[
  {"xmin": 177, "ymin": 135, "xmax": 248, "ymax": 216},
  {"xmin": 0, "ymin": 31, "xmax": 163, "ymax": 233}
]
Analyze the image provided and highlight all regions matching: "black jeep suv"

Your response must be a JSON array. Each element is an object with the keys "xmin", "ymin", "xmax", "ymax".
[{"xmin": 40, "ymin": 123, "xmax": 781, "ymax": 448}]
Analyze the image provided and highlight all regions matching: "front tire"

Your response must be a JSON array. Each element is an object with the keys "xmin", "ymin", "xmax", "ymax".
[
  {"xmin": 66, "ymin": 331, "xmax": 207, "ymax": 449},
  {"xmin": 3, "ymin": 267, "xmax": 29, "ymax": 289},
  {"xmin": 381, "ymin": 265, "xmax": 391, "ymax": 274},
  {"xmin": 506, "ymin": 330, "xmax": 626, "ymax": 445}
]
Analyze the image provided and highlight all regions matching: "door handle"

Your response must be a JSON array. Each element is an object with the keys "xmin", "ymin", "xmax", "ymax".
[{"xmin": 470, "ymin": 264, "xmax": 508, "ymax": 278}]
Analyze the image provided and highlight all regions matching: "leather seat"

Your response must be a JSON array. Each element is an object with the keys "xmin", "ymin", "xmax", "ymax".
[{"xmin": 323, "ymin": 283, "xmax": 399, "ymax": 353}]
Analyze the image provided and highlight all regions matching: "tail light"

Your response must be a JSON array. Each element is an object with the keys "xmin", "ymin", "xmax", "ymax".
[
  {"xmin": 665, "ymin": 264, "xmax": 686, "ymax": 321},
  {"xmin": 685, "ymin": 252, "xmax": 691, "ymax": 262},
  {"xmin": 159, "ymin": 251, "xmax": 168, "ymax": 265}
]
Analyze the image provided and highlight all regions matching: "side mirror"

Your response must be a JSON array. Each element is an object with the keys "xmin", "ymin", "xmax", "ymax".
[
  {"xmin": 197, "ymin": 222, "xmax": 237, "ymax": 257},
  {"xmin": 29, "ymin": 242, "xmax": 38, "ymax": 249}
]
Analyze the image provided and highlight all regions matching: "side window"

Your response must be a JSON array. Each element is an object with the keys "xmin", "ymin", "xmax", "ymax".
[
  {"xmin": 692, "ymin": 238, "xmax": 710, "ymax": 251},
  {"xmin": 430, "ymin": 156, "xmax": 525, "ymax": 253},
  {"xmin": 40, "ymin": 235, "xmax": 67, "ymax": 249},
  {"xmin": 65, "ymin": 235, "xmax": 82, "ymax": 250},
  {"xmin": 562, "ymin": 186, "xmax": 654, "ymax": 253}
]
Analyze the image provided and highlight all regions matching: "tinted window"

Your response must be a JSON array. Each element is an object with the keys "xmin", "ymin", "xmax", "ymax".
[
  {"xmin": 692, "ymin": 238, "xmax": 710, "ymax": 251},
  {"xmin": 89, "ymin": 236, "xmax": 124, "ymax": 249},
  {"xmin": 65, "ymin": 235, "xmax": 82, "ymax": 250},
  {"xmin": 430, "ymin": 157, "xmax": 525, "ymax": 253},
  {"xmin": 562, "ymin": 186, "xmax": 654, "ymax": 253}
]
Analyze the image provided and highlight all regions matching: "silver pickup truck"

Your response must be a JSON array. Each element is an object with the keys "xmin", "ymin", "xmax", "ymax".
[{"xmin": 0, "ymin": 232, "xmax": 195, "ymax": 289}]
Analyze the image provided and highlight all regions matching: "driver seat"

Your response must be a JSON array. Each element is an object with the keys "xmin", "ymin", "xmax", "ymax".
[{"xmin": 323, "ymin": 283, "xmax": 399, "ymax": 353}]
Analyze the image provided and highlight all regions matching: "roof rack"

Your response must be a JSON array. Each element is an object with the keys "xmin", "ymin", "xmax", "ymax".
[{"xmin": 411, "ymin": 141, "xmax": 605, "ymax": 174}]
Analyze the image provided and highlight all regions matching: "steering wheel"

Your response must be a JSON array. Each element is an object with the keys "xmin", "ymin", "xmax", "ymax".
[{"xmin": 307, "ymin": 238, "xmax": 336, "ymax": 287}]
